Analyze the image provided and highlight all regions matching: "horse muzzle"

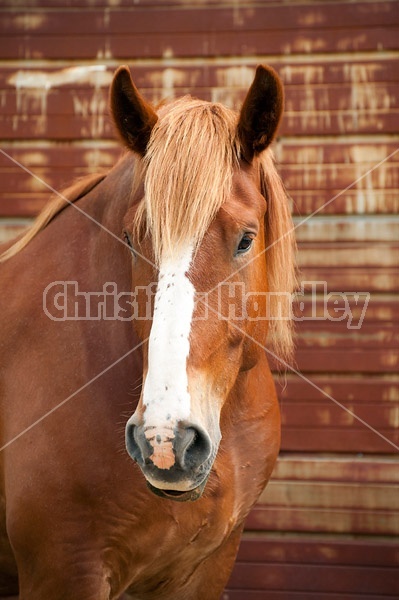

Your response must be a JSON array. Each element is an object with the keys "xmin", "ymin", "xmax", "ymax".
[{"xmin": 125, "ymin": 419, "xmax": 219, "ymax": 501}]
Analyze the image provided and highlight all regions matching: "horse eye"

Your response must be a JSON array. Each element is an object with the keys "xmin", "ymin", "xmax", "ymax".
[
  {"xmin": 123, "ymin": 230, "xmax": 134, "ymax": 252},
  {"xmin": 236, "ymin": 234, "xmax": 254, "ymax": 255}
]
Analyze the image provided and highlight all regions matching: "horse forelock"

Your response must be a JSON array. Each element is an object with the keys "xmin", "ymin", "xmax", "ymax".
[{"xmin": 134, "ymin": 96, "xmax": 240, "ymax": 265}]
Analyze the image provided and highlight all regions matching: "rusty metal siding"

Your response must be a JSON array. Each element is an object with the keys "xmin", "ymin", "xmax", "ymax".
[{"xmin": 0, "ymin": 1, "xmax": 398, "ymax": 598}]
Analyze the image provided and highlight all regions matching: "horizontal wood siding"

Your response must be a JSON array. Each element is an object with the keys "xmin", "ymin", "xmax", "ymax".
[
  {"xmin": 0, "ymin": 1, "xmax": 398, "ymax": 598},
  {"xmin": 224, "ymin": 534, "xmax": 399, "ymax": 599}
]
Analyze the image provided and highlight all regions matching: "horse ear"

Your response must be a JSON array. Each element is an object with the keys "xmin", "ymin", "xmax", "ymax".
[
  {"xmin": 110, "ymin": 66, "xmax": 158, "ymax": 156},
  {"xmin": 237, "ymin": 65, "xmax": 284, "ymax": 163}
]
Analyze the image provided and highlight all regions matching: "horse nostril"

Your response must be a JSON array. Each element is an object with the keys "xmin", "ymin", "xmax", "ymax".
[
  {"xmin": 174, "ymin": 425, "xmax": 212, "ymax": 470},
  {"xmin": 126, "ymin": 422, "xmax": 152, "ymax": 465}
]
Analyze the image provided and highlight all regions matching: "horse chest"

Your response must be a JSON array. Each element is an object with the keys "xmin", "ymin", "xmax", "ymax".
[{"xmin": 103, "ymin": 492, "xmax": 234, "ymax": 597}]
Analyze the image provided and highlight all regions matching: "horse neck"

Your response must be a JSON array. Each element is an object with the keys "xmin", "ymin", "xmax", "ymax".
[
  {"xmin": 68, "ymin": 153, "xmax": 139, "ymax": 291},
  {"xmin": 90, "ymin": 153, "xmax": 137, "ymax": 236}
]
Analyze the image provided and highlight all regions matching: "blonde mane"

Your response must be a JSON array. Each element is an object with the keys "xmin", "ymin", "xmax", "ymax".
[{"xmin": 260, "ymin": 150, "xmax": 297, "ymax": 362}]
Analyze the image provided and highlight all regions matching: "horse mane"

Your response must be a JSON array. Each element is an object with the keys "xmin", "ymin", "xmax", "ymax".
[
  {"xmin": 135, "ymin": 96, "xmax": 297, "ymax": 361},
  {"xmin": 259, "ymin": 150, "xmax": 297, "ymax": 362},
  {"xmin": 0, "ymin": 172, "xmax": 106, "ymax": 263}
]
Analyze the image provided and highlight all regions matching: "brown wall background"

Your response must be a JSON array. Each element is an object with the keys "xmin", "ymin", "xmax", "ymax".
[{"xmin": 0, "ymin": 1, "xmax": 398, "ymax": 597}]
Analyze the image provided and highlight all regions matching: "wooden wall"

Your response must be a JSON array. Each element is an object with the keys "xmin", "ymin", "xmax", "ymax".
[{"xmin": 0, "ymin": 1, "xmax": 398, "ymax": 598}]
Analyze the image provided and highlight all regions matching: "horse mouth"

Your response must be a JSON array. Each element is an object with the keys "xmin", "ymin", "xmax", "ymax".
[{"xmin": 146, "ymin": 477, "xmax": 208, "ymax": 502}]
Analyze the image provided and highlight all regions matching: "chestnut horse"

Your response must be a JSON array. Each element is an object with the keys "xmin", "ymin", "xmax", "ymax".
[{"xmin": 0, "ymin": 65, "xmax": 295, "ymax": 599}]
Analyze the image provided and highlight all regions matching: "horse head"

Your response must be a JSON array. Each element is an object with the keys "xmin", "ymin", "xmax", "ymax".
[{"xmin": 110, "ymin": 65, "xmax": 295, "ymax": 501}]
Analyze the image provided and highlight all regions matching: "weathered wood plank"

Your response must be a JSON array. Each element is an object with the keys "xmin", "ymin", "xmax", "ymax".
[
  {"xmin": 292, "ymin": 348, "xmax": 399, "ymax": 373},
  {"xmin": 292, "ymin": 299, "xmax": 398, "ymax": 325},
  {"xmin": 0, "ymin": 218, "xmax": 31, "ymax": 243},
  {"xmin": 282, "ymin": 163, "xmax": 399, "ymax": 192},
  {"xmin": 271, "ymin": 456, "xmax": 399, "ymax": 484},
  {"xmin": 224, "ymin": 593, "xmax": 395, "ymax": 599},
  {"xmin": 235, "ymin": 534, "xmax": 399, "ymax": 566},
  {"xmin": 275, "ymin": 375, "xmax": 399, "ymax": 402},
  {"xmin": 289, "ymin": 190, "xmax": 399, "ymax": 216},
  {"xmin": 298, "ymin": 243, "xmax": 399, "ymax": 268},
  {"xmin": 2, "ymin": 110, "xmax": 398, "ymax": 137},
  {"xmin": 275, "ymin": 140, "xmax": 399, "ymax": 165},
  {"xmin": 299, "ymin": 267, "xmax": 399, "ymax": 292},
  {"xmin": 281, "ymin": 403, "xmax": 398, "ymax": 430},
  {"xmin": 0, "ymin": 144, "xmax": 119, "ymax": 169},
  {"xmin": 279, "ymin": 428, "xmax": 398, "ymax": 453},
  {"xmin": 1, "ymin": 27, "xmax": 398, "ymax": 60},
  {"xmin": 293, "ymin": 217, "xmax": 399, "ymax": 243},
  {"xmin": 227, "ymin": 562, "xmax": 398, "ymax": 594},
  {"xmin": 1, "ymin": 58, "xmax": 398, "ymax": 91},
  {"xmin": 2, "ymin": 82, "xmax": 398, "ymax": 116},
  {"xmin": 226, "ymin": 532, "xmax": 399, "ymax": 595},
  {"xmin": 246, "ymin": 506, "xmax": 399, "ymax": 536},
  {"xmin": 295, "ymin": 323, "xmax": 398, "ymax": 349},
  {"xmin": 0, "ymin": 115, "xmax": 116, "ymax": 139},
  {"xmin": 1, "ymin": 2, "xmax": 397, "ymax": 35},
  {"xmin": 258, "ymin": 481, "xmax": 399, "ymax": 511}
]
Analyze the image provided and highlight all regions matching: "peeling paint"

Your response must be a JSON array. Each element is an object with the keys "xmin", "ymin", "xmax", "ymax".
[
  {"xmin": 147, "ymin": 68, "xmax": 189, "ymax": 102},
  {"xmin": 298, "ymin": 9, "xmax": 325, "ymax": 27},
  {"xmin": 351, "ymin": 145, "xmax": 391, "ymax": 213},
  {"xmin": 211, "ymin": 66, "xmax": 254, "ymax": 107},
  {"xmin": 295, "ymin": 216, "xmax": 399, "ymax": 243},
  {"xmin": 341, "ymin": 63, "xmax": 388, "ymax": 132},
  {"xmin": 73, "ymin": 89, "xmax": 107, "ymax": 138},
  {"xmin": 7, "ymin": 66, "xmax": 112, "ymax": 136},
  {"xmin": 280, "ymin": 65, "xmax": 324, "ymax": 85},
  {"xmin": 383, "ymin": 387, "xmax": 399, "ymax": 402},
  {"xmin": 17, "ymin": 151, "xmax": 48, "ymax": 167},
  {"xmin": 163, "ymin": 47, "xmax": 174, "ymax": 59},
  {"xmin": 96, "ymin": 41, "xmax": 113, "ymax": 61},
  {"xmin": 83, "ymin": 149, "xmax": 117, "ymax": 170},
  {"xmin": 13, "ymin": 13, "xmax": 48, "ymax": 31},
  {"xmin": 0, "ymin": 220, "xmax": 32, "ymax": 244}
]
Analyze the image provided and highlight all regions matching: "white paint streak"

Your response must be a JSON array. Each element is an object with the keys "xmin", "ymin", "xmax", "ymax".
[
  {"xmin": 143, "ymin": 245, "xmax": 195, "ymax": 430},
  {"xmin": 147, "ymin": 67, "xmax": 188, "ymax": 103},
  {"xmin": 8, "ymin": 65, "xmax": 109, "ymax": 91},
  {"xmin": 8, "ymin": 66, "xmax": 112, "ymax": 136},
  {"xmin": 13, "ymin": 13, "xmax": 47, "ymax": 31},
  {"xmin": 211, "ymin": 65, "xmax": 255, "ymax": 109}
]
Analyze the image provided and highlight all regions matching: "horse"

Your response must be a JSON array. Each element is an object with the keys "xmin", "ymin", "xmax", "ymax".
[{"xmin": 0, "ymin": 64, "xmax": 296, "ymax": 599}]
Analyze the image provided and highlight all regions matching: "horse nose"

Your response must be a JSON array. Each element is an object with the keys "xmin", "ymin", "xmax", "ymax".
[{"xmin": 125, "ymin": 420, "xmax": 212, "ymax": 473}]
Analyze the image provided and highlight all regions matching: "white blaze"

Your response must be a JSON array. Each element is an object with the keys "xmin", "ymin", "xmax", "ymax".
[{"xmin": 142, "ymin": 245, "xmax": 195, "ymax": 429}]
